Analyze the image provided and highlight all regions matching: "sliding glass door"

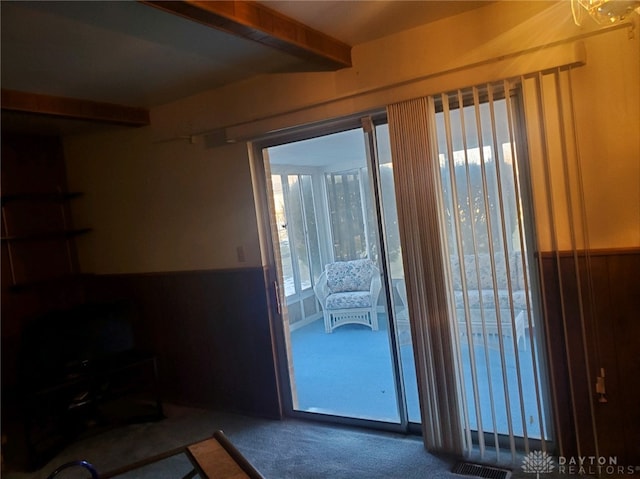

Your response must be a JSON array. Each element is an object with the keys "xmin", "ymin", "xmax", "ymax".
[
  {"xmin": 382, "ymin": 83, "xmax": 552, "ymax": 459},
  {"xmin": 251, "ymin": 84, "xmax": 552, "ymax": 456},
  {"xmin": 435, "ymin": 86, "xmax": 551, "ymax": 450},
  {"xmin": 260, "ymin": 120, "xmax": 420, "ymax": 427}
]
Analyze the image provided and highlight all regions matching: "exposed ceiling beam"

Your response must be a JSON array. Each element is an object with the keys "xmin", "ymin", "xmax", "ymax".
[
  {"xmin": 140, "ymin": 0, "xmax": 352, "ymax": 70},
  {"xmin": 1, "ymin": 89, "xmax": 150, "ymax": 127}
]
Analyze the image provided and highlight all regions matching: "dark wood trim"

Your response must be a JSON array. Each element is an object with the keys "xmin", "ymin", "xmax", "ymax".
[
  {"xmin": 96, "ymin": 266, "xmax": 263, "ymax": 278},
  {"xmin": 536, "ymin": 247, "xmax": 640, "ymax": 258},
  {"xmin": 1, "ymin": 89, "xmax": 150, "ymax": 127},
  {"xmin": 140, "ymin": 0, "xmax": 352, "ymax": 70},
  {"xmin": 538, "ymin": 249, "xmax": 640, "ymax": 463},
  {"xmin": 85, "ymin": 267, "xmax": 282, "ymax": 419}
]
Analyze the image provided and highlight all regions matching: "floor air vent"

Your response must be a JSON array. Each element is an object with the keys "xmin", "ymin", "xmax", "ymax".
[{"xmin": 452, "ymin": 462, "xmax": 512, "ymax": 479}]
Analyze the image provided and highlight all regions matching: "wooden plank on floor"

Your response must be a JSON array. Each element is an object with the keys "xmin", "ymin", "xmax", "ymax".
[{"xmin": 186, "ymin": 438, "xmax": 249, "ymax": 479}]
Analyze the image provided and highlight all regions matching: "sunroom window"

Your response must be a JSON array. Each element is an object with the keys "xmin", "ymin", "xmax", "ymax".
[
  {"xmin": 271, "ymin": 173, "xmax": 322, "ymax": 298},
  {"xmin": 325, "ymin": 169, "xmax": 372, "ymax": 262}
]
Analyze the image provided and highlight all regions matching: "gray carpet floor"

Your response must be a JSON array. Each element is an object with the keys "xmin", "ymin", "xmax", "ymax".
[
  {"xmin": 4, "ymin": 403, "xmax": 461, "ymax": 479},
  {"xmin": 5, "ymin": 403, "xmax": 577, "ymax": 479}
]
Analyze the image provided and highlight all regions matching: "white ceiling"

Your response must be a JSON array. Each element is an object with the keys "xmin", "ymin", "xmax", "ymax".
[
  {"xmin": 1, "ymin": 0, "xmax": 490, "ymax": 133},
  {"xmin": 264, "ymin": 0, "xmax": 489, "ymax": 45}
]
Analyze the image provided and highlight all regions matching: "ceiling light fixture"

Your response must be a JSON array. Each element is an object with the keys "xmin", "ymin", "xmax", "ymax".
[{"xmin": 572, "ymin": 0, "xmax": 640, "ymax": 25}]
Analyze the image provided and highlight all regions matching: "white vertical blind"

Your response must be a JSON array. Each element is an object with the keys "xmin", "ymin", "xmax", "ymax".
[
  {"xmin": 387, "ymin": 98, "xmax": 465, "ymax": 454},
  {"xmin": 434, "ymin": 82, "xmax": 550, "ymax": 463},
  {"xmin": 386, "ymin": 62, "xmax": 600, "ymax": 463},
  {"xmin": 387, "ymin": 73, "xmax": 588, "ymax": 460},
  {"xmin": 521, "ymin": 66, "xmax": 599, "ymax": 458}
]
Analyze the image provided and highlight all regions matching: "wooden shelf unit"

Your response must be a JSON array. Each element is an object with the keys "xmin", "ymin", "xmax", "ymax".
[{"xmin": 1, "ymin": 190, "xmax": 90, "ymax": 288}]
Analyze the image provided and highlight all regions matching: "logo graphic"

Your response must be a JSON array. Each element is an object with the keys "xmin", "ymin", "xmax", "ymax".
[{"xmin": 522, "ymin": 450, "xmax": 555, "ymax": 478}]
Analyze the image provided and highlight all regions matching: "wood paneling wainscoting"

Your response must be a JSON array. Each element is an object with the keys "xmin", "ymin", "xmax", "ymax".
[
  {"xmin": 86, "ymin": 267, "xmax": 282, "ymax": 419},
  {"xmin": 539, "ymin": 248, "xmax": 639, "ymax": 464}
]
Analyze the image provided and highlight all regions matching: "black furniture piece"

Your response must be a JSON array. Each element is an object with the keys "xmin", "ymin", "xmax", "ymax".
[{"xmin": 19, "ymin": 300, "xmax": 164, "ymax": 469}]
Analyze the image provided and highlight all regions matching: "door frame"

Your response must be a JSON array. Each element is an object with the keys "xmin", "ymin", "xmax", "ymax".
[{"xmin": 248, "ymin": 112, "xmax": 421, "ymax": 434}]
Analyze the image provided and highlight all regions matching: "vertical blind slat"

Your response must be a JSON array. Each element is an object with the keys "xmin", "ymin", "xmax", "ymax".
[
  {"xmin": 471, "ymin": 85, "xmax": 505, "ymax": 460},
  {"xmin": 387, "ymin": 98, "xmax": 465, "ymax": 454},
  {"xmin": 554, "ymin": 69, "xmax": 601, "ymax": 458},
  {"xmin": 441, "ymin": 91, "xmax": 483, "ymax": 457},
  {"xmin": 486, "ymin": 84, "xmax": 519, "ymax": 462},
  {"xmin": 502, "ymin": 80, "xmax": 535, "ymax": 454},
  {"xmin": 534, "ymin": 70, "xmax": 583, "ymax": 457}
]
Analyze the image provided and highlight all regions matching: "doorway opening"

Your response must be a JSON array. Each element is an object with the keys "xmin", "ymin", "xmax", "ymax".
[
  {"xmin": 251, "ymin": 90, "xmax": 552, "ymax": 452},
  {"xmin": 257, "ymin": 117, "xmax": 421, "ymax": 429}
]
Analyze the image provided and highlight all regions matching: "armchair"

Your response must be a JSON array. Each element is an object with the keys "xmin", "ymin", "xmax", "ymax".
[{"xmin": 314, "ymin": 259, "xmax": 382, "ymax": 333}]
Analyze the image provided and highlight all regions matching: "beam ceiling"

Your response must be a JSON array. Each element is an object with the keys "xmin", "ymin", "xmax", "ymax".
[
  {"xmin": 1, "ymin": 89, "xmax": 150, "ymax": 128},
  {"xmin": 140, "ymin": 0, "xmax": 352, "ymax": 70},
  {"xmin": 2, "ymin": 1, "xmax": 352, "ymax": 131}
]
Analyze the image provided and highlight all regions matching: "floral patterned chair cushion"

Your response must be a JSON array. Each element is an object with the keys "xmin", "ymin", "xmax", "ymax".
[
  {"xmin": 326, "ymin": 291, "xmax": 373, "ymax": 309},
  {"xmin": 326, "ymin": 258, "xmax": 375, "ymax": 293}
]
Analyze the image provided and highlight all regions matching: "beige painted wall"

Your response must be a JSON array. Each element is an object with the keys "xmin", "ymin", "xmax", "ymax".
[
  {"xmin": 524, "ymin": 25, "xmax": 640, "ymax": 251},
  {"xmin": 568, "ymin": 27, "xmax": 640, "ymax": 250},
  {"xmin": 65, "ymin": 130, "xmax": 261, "ymax": 273},
  {"xmin": 65, "ymin": 1, "xmax": 639, "ymax": 273}
]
